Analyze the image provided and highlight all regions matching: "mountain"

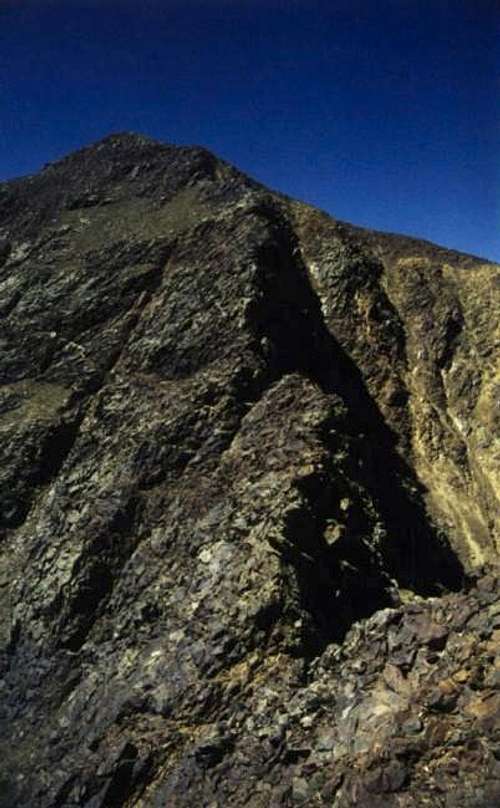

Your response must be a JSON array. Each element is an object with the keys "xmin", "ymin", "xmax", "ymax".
[{"xmin": 0, "ymin": 133, "xmax": 498, "ymax": 807}]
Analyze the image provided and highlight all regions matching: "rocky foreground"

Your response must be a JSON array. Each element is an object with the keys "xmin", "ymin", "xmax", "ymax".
[{"xmin": 0, "ymin": 134, "xmax": 498, "ymax": 806}]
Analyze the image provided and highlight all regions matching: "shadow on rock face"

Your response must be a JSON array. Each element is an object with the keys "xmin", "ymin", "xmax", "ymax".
[{"xmin": 245, "ymin": 214, "xmax": 464, "ymax": 652}]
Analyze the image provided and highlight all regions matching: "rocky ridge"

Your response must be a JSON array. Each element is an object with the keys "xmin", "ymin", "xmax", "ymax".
[{"xmin": 0, "ymin": 134, "xmax": 498, "ymax": 806}]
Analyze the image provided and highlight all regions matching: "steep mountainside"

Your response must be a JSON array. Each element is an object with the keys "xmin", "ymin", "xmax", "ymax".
[{"xmin": 0, "ymin": 134, "xmax": 498, "ymax": 807}]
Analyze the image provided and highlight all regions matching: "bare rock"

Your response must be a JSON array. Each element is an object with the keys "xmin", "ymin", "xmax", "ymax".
[{"xmin": 0, "ymin": 133, "xmax": 498, "ymax": 807}]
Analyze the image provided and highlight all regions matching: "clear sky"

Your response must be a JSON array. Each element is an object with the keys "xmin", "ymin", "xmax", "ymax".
[{"xmin": 1, "ymin": 0, "xmax": 498, "ymax": 260}]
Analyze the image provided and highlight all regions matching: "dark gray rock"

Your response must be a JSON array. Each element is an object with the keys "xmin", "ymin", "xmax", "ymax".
[{"xmin": 0, "ymin": 133, "xmax": 498, "ymax": 807}]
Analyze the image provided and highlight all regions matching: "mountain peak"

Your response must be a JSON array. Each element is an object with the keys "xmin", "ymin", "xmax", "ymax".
[{"xmin": 0, "ymin": 136, "xmax": 498, "ymax": 807}]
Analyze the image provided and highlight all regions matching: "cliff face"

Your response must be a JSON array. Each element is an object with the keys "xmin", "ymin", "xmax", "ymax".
[{"xmin": 0, "ymin": 134, "xmax": 498, "ymax": 807}]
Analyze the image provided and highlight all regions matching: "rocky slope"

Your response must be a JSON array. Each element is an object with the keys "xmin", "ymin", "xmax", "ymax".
[{"xmin": 0, "ymin": 134, "xmax": 498, "ymax": 807}]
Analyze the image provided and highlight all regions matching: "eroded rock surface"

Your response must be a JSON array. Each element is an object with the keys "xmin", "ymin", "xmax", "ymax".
[{"xmin": 0, "ymin": 134, "xmax": 498, "ymax": 806}]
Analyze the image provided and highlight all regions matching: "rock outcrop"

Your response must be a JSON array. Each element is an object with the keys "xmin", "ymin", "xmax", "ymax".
[{"xmin": 0, "ymin": 134, "xmax": 498, "ymax": 806}]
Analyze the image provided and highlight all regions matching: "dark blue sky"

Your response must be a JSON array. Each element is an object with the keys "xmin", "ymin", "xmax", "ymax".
[{"xmin": 1, "ymin": 0, "xmax": 498, "ymax": 260}]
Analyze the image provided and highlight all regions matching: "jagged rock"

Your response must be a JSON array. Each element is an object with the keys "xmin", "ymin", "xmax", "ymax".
[{"xmin": 0, "ymin": 133, "xmax": 498, "ymax": 807}]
